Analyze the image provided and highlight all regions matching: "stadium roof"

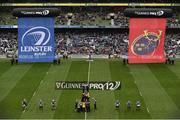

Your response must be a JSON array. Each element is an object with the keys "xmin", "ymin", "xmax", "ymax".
[{"xmin": 0, "ymin": 3, "xmax": 180, "ymax": 6}]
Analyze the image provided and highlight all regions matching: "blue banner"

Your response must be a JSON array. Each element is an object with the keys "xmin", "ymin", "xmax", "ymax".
[{"xmin": 18, "ymin": 17, "xmax": 55, "ymax": 62}]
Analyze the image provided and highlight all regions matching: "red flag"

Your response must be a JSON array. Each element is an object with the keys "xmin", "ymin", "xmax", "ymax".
[{"xmin": 128, "ymin": 18, "xmax": 167, "ymax": 64}]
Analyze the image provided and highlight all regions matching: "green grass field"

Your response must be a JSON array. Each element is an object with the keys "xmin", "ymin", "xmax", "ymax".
[{"xmin": 0, "ymin": 59, "xmax": 180, "ymax": 119}]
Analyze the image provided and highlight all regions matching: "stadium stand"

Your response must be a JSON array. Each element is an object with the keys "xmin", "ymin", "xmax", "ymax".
[
  {"xmin": 0, "ymin": 31, "xmax": 179, "ymax": 56},
  {"xmin": 0, "ymin": 7, "xmax": 179, "ymax": 26},
  {"xmin": 0, "ymin": 0, "xmax": 179, "ymax": 3},
  {"xmin": 0, "ymin": 6, "xmax": 179, "ymax": 57},
  {"xmin": 55, "ymin": 7, "xmax": 129, "ymax": 26},
  {"xmin": 165, "ymin": 33, "xmax": 180, "ymax": 55},
  {"xmin": 0, "ymin": 32, "xmax": 17, "ymax": 56},
  {"xmin": 55, "ymin": 31, "xmax": 128, "ymax": 55}
]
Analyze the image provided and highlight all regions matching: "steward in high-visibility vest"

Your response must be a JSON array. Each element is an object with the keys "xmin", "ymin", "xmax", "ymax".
[{"xmin": 82, "ymin": 102, "xmax": 86, "ymax": 112}]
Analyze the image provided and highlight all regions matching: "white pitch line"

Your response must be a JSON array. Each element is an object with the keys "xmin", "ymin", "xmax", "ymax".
[
  {"xmin": 21, "ymin": 77, "xmax": 45, "ymax": 115},
  {"xmin": 22, "ymin": 110, "xmax": 25, "ymax": 113},
  {"xmin": 40, "ymin": 80, "xmax": 44, "ymax": 85},
  {"xmin": 87, "ymin": 61, "xmax": 91, "ymax": 84},
  {"xmin": 147, "ymin": 107, "xmax": 150, "ymax": 113},
  {"xmin": 85, "ymin": 61, "xmax": 91, "ymax": 120},
  {"xmin": 85, "ymin": 111, "xmax": 87, "ymax": 120},
  {"xmin": 139, "ymin": 92, "xmax": 142, "ymax": 97},
  {"xmin": 33, "ymin": 91, "xmax": 36, "ymax": 97}
]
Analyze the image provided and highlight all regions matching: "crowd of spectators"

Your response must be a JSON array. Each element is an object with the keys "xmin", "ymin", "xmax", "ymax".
[
  {"xmin": 0, "ymin": 31, "xmax": 179, "ymax": 57},
  {"xmin": 55, "ymin": 31, "xmax": 128, "ymax": 55},
  {"xmin": 0, "ymin": 7, "xmax": 179, "ymax": 27},
  {"xmin": 0, "ymin": 32, "xmax": 17, "ymax": 55},
  {"xmin": 55, "ymin": 7, "xmax": 129, "ymax": 26},
  {"xmin": 165, "ymin": 33, "xmax": 180, "ymax": 55},
  {"xmin": 0, "ymin": 14, "xmax": 17, "ymax": 25}
]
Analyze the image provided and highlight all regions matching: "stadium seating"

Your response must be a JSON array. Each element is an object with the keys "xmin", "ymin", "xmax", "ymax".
[
  {"xmin": 0, "ymin": 31, "xmax": 179, "ymax": 56},
  {"xmin": 0, "ymin": 7, "xmax": 179, "ymax": 26},
  {"xmin": 0, "ymin": 7, "xmax": 179, "ymax": 57},
  {"xmin": 0, "ymin": 32, "xmax": 17, "ymax": 55}
]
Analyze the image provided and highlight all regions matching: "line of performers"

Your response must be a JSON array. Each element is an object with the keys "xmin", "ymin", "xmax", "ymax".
[
  {"xmin": 75, "ymin": 84, "xmax": 97, "ymax": 113},
  {"xmin": 123, "ymin": 58, "xmax": 128, "ymax": 65},
  {"xmin": 10, "ymin": 57, "xmax": 61, "ymax": 65},
  {"xmin": 21, "ymin": 98, "xmax": 56, "ymax": 111},
  {"xmin": 53, "ymin": 58, "xmax": 61, "ymax": 65},
  {"xmin": 10, "ymin": 57, "xmax": 18, "ymax": 65},
  {"xmin": 166, "ymin": 53, "xmax": 176, "ymax": 65},
  {"xmin": 115, "ymin": 100, "xmax": 141, "ymax": 110},
  {"xmin": 122, "ymin": 54, "xmax": 176, "ymax": 65}
]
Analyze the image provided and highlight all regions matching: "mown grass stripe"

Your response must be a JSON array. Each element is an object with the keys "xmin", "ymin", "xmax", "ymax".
[
  {"xmin": 53, "ymin": 61, "xmax": 88, "ymax": 119},
  {"xmin": 0, "ymin": 60, "xmax": 12, "ymax": 77},
  {"xmin": 87, "ymin": 60, "xmax": 119, "ymax": 119},
  {"xmin": 110, "ymin": 62, "xmax": 150, "ymax": 119},
  {"xmin": 0, "ymin": 64, "xmax": 32, "ymax": 103},
  {"xmin": 21, "ymin": 60, "xmax": 72, "ymax": 119},
  {"xmin": 1, "ymin": 59, "xmax": 180, "ymax": 119},
  {"xmin": 148, "ymin": 64, "xmax": 180, "ymax": 116},
  {"xmin": 167, "ymin": 61, "xmax": 180, "ymax": 82},
  {"xmin": 0, "ymin": 63, "xmax": 50, "ymax": 118},
  {"xmin": 129, "ymin": 64, "xmax": 180, "ymax": 119}
]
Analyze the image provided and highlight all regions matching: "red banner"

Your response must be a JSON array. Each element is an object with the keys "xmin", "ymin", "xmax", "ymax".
[{"xmin": 128, "ymin": 18, "xmax": 167, "ymax": 64}]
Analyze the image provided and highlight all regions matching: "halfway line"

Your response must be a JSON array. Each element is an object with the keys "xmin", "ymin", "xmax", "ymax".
[
  {"xmin": 85, "ymin": 61, "xmax": 91, "ymax": 120},
  {"xmin": 87, "ymin": 61, "xmax": 91, "ymax": 84}
]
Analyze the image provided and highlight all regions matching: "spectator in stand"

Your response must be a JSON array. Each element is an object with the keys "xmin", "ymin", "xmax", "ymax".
[{"xmin": 0, "ymin": 32, "xmax": 180, "ymax": 57}]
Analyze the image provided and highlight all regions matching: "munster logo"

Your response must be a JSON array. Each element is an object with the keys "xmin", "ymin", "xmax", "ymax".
[{"xmin": 131, "ymin": 30, "xmax": 162, "ymax": 56}]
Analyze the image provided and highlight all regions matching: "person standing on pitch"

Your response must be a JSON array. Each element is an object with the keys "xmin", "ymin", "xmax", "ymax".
[
  {"xmin": 75, "ymin": 99, "xmax": 78, "ymax": 111},
  {"xmin": 136, "ymin": 100, "xmax": 141, "ymax": 110},
  {"xmin": 86, "ymin": 100, "xmax": 90, "ymax": 112},
  {"xmin": 92, "ymin": 98, "xmax": 97, "ymax": 110},
  {"xmin": 21, "ymin": 98, "xmax": 28, "ymax": 111},
  {"xmin": 39, "ymin": 99, "xmax": 44, "ymax": 111},
  {"xmin": 115, "ymin": 100, "xmax": 120, "ymax": 110},
  {"xmin": 51, "ymin": 99, "xmax": 56, "ymax": 110},
  {"xmin": 11, "ymin": 57, "xmax": 14, "ymax": 65},
  {"xmin": 126, "ymin": 100, "xmax": 131, "ymax": 110},
  {"xmin": 82, "ymin": 101, "xmax": 86, "ymax": 112},
  {"xmin": 77, "ymin": 101, "xmax": 81, "ymax": 112}
]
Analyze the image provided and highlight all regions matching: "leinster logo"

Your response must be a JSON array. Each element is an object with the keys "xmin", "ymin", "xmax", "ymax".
[
  {"xmin": 22, "ymin": 26, "xmax": 50, "ymax": 46},
  {"xmin": 131, "ymin": 30, "xmax": 162, "ymax": 56}
]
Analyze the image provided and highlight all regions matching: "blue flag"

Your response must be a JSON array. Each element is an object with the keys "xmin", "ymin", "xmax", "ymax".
[{"xmin": 18, "ymin": 17, "xmax": 55, "ymax": 62}]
